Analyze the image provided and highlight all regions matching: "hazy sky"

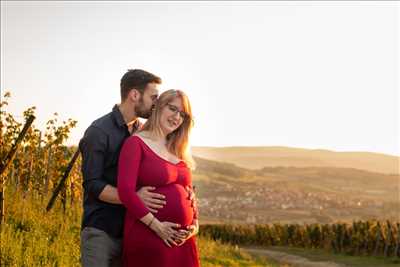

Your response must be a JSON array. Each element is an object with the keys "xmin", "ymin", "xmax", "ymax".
[{"xmin": 1, "ymin": 1, "xmax": 399, "ymax": 156}]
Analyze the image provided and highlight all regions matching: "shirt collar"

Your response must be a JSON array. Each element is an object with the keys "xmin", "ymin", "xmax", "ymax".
[
  {"xmin": 112, "ymin": 104, "xmax": 141, "ymax": 133},
  {"xmin": 112, "ymin": 104, "xmax": 127, "ymax": 128}
]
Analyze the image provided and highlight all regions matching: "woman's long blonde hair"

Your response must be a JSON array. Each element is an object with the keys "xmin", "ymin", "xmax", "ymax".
[{"xmin": 140, "ymin": 89, "xmax": 195, "ymax": 169}]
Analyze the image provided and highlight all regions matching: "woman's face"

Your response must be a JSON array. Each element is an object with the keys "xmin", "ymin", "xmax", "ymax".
[{"xmin": 159, "ymin": 96, "xmax": 186, "ymax": 135}]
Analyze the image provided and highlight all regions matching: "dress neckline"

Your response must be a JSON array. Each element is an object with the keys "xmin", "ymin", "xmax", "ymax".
[{"xmin": 133, "ymin": 135, "xmax": 185, "ymax": 166}]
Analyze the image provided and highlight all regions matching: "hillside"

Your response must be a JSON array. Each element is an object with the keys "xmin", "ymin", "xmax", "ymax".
[
  {"xmin": 192, "ymin": 146, "xmax": 399, "ymax": 174},
  {"xmin": 192, "ymin": 156, "xmax": 400, "ymax": 224}
]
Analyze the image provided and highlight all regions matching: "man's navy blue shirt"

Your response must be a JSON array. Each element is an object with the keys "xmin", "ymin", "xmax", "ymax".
[{"xmin": 79, "ymin": 105, "xmax": 140, "ymax": 238}]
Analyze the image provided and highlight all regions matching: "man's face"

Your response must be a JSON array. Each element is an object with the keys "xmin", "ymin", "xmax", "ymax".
[{"xmin": 135, "ymin": 82, "xmax": 159, "ymax": 119}]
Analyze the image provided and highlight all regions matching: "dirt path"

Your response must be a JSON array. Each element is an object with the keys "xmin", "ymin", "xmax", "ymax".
[{"xmin": 242, "ymin": 247, "xmax": 349, "ymax": 267}]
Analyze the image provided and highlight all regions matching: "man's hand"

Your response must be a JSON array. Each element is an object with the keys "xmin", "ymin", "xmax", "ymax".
[
  {"xmin": 137, "ymin": 186, "xmax": 166, "ymax": 213},
  {"xmin": 186, "ymin": 186, "xmax": 198, "ymax": 211},
  {"xmin": 174, "ymin": 219, "xmax": 199, "ymax": 246},
  {"xmin": 186, "ymin": 186, "xmax": 195, "ymax": 201}
]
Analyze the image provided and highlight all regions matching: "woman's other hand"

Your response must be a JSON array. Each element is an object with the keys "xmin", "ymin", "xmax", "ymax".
[
  {"xmin": 174, "ymin": 219, "xmax": 199, "ymax": 246},
  {"xmin": 149, "ymin": 219, "xmax": 181, "ymax": 247}
]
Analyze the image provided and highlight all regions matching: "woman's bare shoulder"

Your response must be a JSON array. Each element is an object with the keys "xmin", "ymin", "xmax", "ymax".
[
  {"xmin": 132, "ymin": 132, "xmax": 155, "ymax": 148},
  {"xmin": 132, "ymin": 131, "xmax": 150, "ymax": 140}
]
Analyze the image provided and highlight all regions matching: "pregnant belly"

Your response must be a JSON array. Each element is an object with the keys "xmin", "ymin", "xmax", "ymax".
[{"xmin": 152, "ymin": 183, "xmax": 194, "ymax": 227}]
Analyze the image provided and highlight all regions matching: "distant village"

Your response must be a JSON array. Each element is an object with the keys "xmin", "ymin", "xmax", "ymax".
[{"xmin": 195, "ymin": 182, "xmax": 396, "ymax": 224}]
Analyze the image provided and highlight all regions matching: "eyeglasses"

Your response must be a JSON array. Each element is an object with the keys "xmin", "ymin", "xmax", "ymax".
[{"xmin": 166, "ymin": 103, "xmax": 189, "ymax": 120}]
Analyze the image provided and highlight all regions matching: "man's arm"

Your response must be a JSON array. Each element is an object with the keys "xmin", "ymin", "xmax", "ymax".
[
  {"xmin": 98, "ymin": 185, "xmax": 167, "ymax": 209},
  {"xmin": 80, "ymin": 126, "xmax": 111, "ymax": 202},
  {"xmin": 80, "ymin": 126, "xmax": 166, "ymax": 208},
  {"xmin": 98, "ymin": 185, "xmax": 121, "ymax": 204}
]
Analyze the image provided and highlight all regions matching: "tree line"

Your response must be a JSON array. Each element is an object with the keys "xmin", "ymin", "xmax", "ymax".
[{"xmin": 200, "ymin": 220, "xmax": 400, "ymax": 258}]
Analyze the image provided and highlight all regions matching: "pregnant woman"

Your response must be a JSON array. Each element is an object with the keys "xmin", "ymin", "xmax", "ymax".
[{"xmin": 117, "ymin": 89, "xmax": 199, "ymax": 267}]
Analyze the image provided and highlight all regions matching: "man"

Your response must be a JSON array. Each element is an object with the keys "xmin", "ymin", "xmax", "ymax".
[{"xmin": 79, "ymin": 69, "xmax": 198, "ymax": 267}]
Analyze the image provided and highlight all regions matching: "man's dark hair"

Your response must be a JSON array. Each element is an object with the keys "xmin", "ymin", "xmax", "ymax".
[{"xmin": 120, "ymin": 69, "xmax": 162, "ymax": 101}]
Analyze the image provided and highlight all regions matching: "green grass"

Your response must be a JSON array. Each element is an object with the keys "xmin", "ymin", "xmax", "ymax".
[
  {"xmin": 0, "ymin": 187, "xmax": 281, "ymax": 267},
  {"xmin": 199, "ymin": 237, "xmax": 285, "ymax": 267},
  {"xmin": 267, "ymin": 246, "xmax": 400, "ymax": 267},
  {"xmin": 1, "ymin": 190, "xmax": 81, "ymax": 267}
]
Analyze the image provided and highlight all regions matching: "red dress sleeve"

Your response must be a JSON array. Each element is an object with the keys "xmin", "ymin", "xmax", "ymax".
[{"xmin": 117, "ymin": 136, "xmax": 150, "ymax": 219}]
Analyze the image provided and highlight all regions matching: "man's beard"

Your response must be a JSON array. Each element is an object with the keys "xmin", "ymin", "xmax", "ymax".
[{"xmin": 135, "ymin": 97, "xmax": 153, "ymax": 119}]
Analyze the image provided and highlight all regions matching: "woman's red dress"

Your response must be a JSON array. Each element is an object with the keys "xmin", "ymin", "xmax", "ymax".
[{"xmin": 117, "ymin": 135, "xmax": 200, "ymax": 267}]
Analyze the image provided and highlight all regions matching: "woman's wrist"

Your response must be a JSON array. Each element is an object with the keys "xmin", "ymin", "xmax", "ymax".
[
  {"xmin": 149, "ymin": 217, "xmax": 161, "ymax": 232},
  {"xmin": 147, "ymin": 216, "xmax": 155, "ymax": 227}
]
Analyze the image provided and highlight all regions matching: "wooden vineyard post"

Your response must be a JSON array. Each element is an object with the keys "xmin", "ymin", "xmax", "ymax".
[
  {"xmin": 46, "ymin": 149, "xmax": 80, "ymax": 212},
  {"xmin": 0, "ymin": 115, "xmax": 35, "ymax": 225}
]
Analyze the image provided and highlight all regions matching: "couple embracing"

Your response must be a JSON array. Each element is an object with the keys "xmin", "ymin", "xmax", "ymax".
[{"xmin": 79, "ymin": 69, "xmax": 200, "ymax": 267}]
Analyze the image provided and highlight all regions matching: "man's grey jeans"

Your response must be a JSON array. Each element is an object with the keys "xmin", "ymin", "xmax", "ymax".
[{"xmin": 80, "ymin": 227, "xmax": 122, "ymax": 267}]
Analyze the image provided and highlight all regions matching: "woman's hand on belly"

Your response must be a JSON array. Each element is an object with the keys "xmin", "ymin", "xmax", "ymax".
[
  {"xmin": 148, "ymin": 217, "xmax": 182, "ymax": 247},
  {"xmin": 173, "ymin": 219, "xmax": 199, "ymax": 246}
]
